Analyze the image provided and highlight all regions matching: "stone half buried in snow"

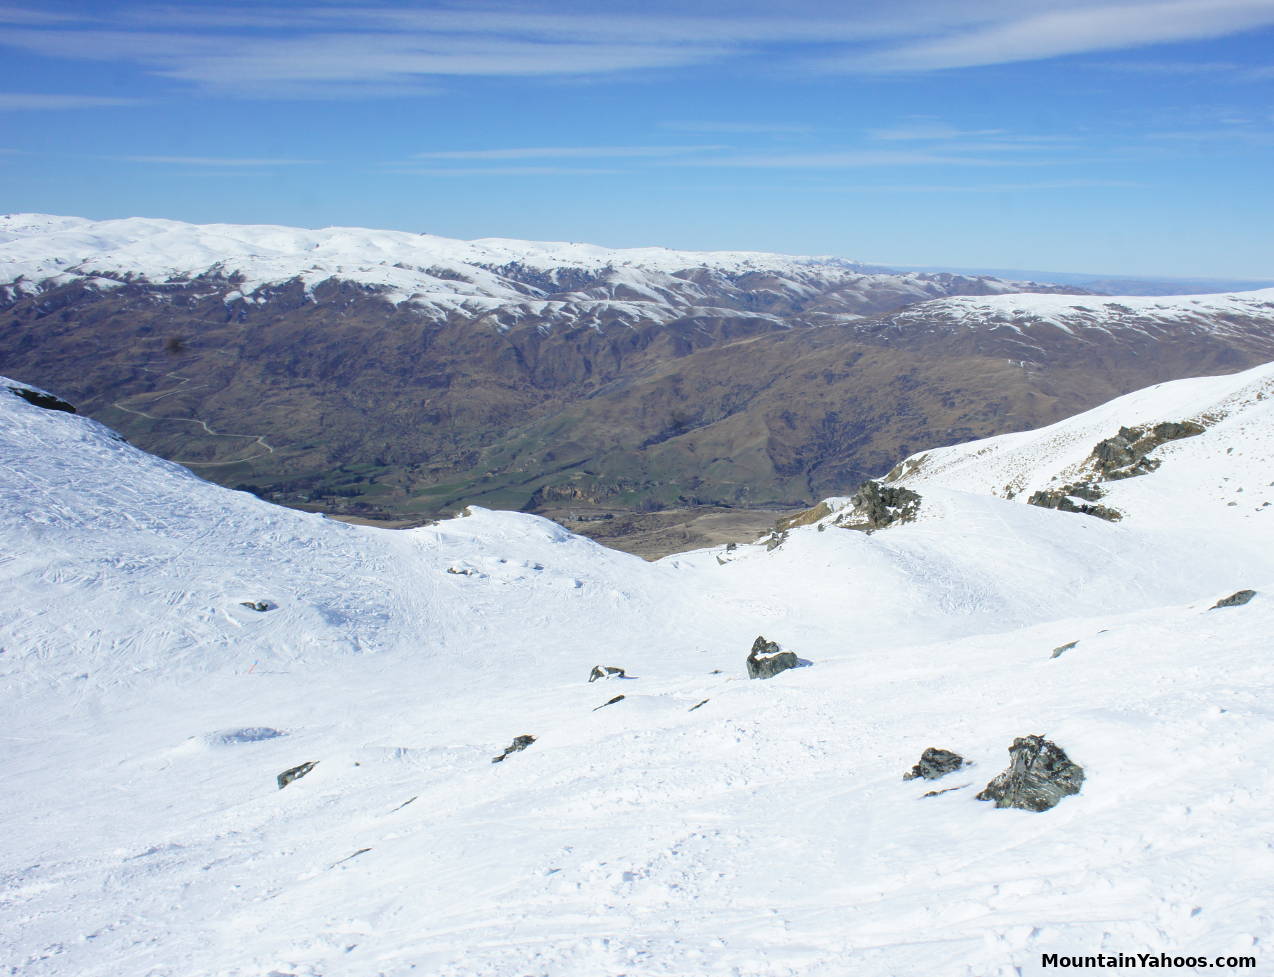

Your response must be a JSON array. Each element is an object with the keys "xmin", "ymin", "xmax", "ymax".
[
  {"xmin": 903, "ymin": 747, "xmax": 967, "ymax": 781},
  {"xmin": 277, "ymin": 760, "xmax": 318, "ymax": 790},
  {"xmin": 1211, "ymin": 589, "xmax": 1256, "ymax": 609},
  {"xmin": 976, "ymin": 735, "xmax": 1084, "ymax": 812},
  {"xmin": 588, "ymin": 665, "xmax": 626, "ymax": 682},
  {"xmin": 491, "ymin": 734, "xmax": 536, "ymax": 764},
  {"xmin": 746, "ymin": 635, "xmax": 800, "ymax": 680}
]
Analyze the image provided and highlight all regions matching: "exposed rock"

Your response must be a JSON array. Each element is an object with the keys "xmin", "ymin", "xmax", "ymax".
[
  {"xmin": 446, "ymin": 566, "xmax": 478, "ymax": 576},
  {"xmin": 922, "ymin": 784, "xmax": 969, "ymax": 798},
  {"xmin": 491, "ymin": 734, "xmax": 536, "ymax": 763},
  {"xmin": 1090, "ymin": 420, "xmax": 1205, "ymax": 480},
  {"xmin": 239, "ymin": 600, "xmax": 274, "ymax": 612},
  {"xmin": 1027, "ymin": 485, "xmax": 1122, "ymax": 522},
  {"xmin": 689, "ymin": 698, "xmax": 710, "ymax": 712},
  {"xmin": 747, "ymin": 635, "xmax": 800, "ymax": 679},
  {"xmin": 277, "ymin": 760, "xmax": 318, "ymax": 790},
  {"xmin": 836, "ymin": 480, "xmax": 922, "ymax": 532},
  {"xmin": 1051, "ymin": 640, "xmax": 1079, "ymax": 659},
  {"xmin": 7, "ymin": 385, "xmax": 77, "ymax": 414},
  {"xmin": 593, "ymin": 695, "xmax": 625, "ymax": 711},
  {"xmin": 588, "ymin": 665, "xmax": 626, "ymax": 682},
  {"xmin": 1211, "ymin": 589, "xmax": 1256, "ymax": 609},
  {"xmin": 976, "ymin": 735, "xmax": 1085, "ymax": 811},
  {"xmin": 903, "ymin": 747, "xmax": 967, "ymax": 781}
]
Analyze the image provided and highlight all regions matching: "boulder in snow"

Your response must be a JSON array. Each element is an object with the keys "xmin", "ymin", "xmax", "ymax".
[
  {"xmin": 1051, "ymin": 640, "xmax": 1079, "ymax": 659},
  {"xmin": 746, "ymin": 635, "xmax": 800, "ymax": 679},
  {"xmin": 903, "ymin": 747, "xmax": 967, "ymax": 781},
  {"xmin": 491, "ymin": 734, "xmax": 536, "ymax": 764},
  {"xmin": 976, "ymin": 735, "xmax": 1084, "ymax": 811},
  {"xmin": 592, "ymin": 695, "xmax": 625, "ymax": 712},
  {"xmin": 588, "ymin": 665, "xmax": 626, "ymax": 682},
  {"xmin": 835, "ymin": 480, "xmax": 921, "ymax": 532},
  {"xmin": 1211, "ymin": 589, "xmax": 1256, "ymax": 609},
  {"xmin": 7, "ymin": 385, "xmax": 77, "ymax": 414},
  {"xmin": 240, "ymin": 600, "xmax": 274, "ymax": 612},
  {"xmin": 277, "ymin": 760, "xmax": 318, "ymax": 790}
]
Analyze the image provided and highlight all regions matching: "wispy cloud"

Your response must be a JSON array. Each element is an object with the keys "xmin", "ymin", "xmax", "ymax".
[
  {"xmin": 671, "ymin": 149, "xmax": 1043, "ymax": 168},
  {"xmin": 2, "ymin": 0, "xmax": 1273, "ymax": 99},
  {"xmin": 412, "ymin": 145, "xmax": 726, "ymax": 160},
  {"xmin": 826, "ymin": 179, "xmax": 1144, "ymax": 192},
  {"xmin": 388, "ymin": 166, "xmax": 628, "ymax": 176},
  {"xmin": 826, "ymin": 0, "xmax": 1274, "ymax": 73},
  {"xmin": 661, "ymin": 121, "xmax": 815, "ymax": 135},
  {"xmin": 868, "ymin": 122, "xmax": 1004, "ymax": 141},
  {"xmin": 0, "ymin": 4, "xmax": 78, "ymax": 25},
  {"xmin": 0, "ymin": 93, "xmax": 143, "ymax": 110},
  {"xmin": 120, "ymin": 155, "xmax": 321, "ymax": 166}
]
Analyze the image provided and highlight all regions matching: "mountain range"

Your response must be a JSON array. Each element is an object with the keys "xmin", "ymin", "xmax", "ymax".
[
  {"xmin": 3, "ymin": 214, "xmax": 1273, "ymax": 552},
  {"xmin": 2, "ymin": 360, "xmax": 1271, "ymax": 975}
]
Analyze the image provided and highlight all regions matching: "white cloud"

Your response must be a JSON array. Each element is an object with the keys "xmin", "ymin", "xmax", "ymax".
[
  {"xmin": 0, "ymin": 93, "xmax": 142, "ymax": 109},
  {"xmin": 830, "ymin": 0, "xmax": 1274, "ymax": 72},
  {"xmin": 120, "ymin": 156, "xmax": 321, "ymax": 166},
  {"xmin": 412, "ymin": 146, "xmax": 726, "ymax": 160}
]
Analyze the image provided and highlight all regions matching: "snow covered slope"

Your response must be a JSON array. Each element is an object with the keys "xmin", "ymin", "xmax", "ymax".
[
  {"xmin": 887, "ymin": 359, "xmax": 1274, "ymax": 528},
  {"xmin": 2, "ymin": 374, "xmax": 1272, "ymax": 976},
  {"xmin": 0, "ymin": 213, "xmax": 1045, "ymax": 329},
  {"xmin": 873, "ymin": 287, "xmax": 1274, "ymax": 343}
]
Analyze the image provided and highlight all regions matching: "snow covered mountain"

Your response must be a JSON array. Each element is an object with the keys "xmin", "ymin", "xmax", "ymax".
[
  {"xmin": 2, "ymin": 213, "xmax": 1271, "ymax": 538},
  {"xmin": 0, "ymin": 213, "xmax": 1042, "ymax": 329},
  {"xmin": 2, "ymin": 367, "xmax": 1271, "ymax": 976}
]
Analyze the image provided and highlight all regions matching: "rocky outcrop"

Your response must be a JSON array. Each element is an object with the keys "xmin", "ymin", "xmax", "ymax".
[
  {"xmin": 746, "ymin": 635, "xmax": 800, "ymax": 679},
  {"xmin": 1027, "ymin": 420, "xmax": 1205, "ymax": 521},
  {"xmin": 277, "ymin": 760, "xmax": 318, "ymax": 790},
  {"xmin": 588, "ymin": 665, "xmax": 626, "ymax": 682},
  {"xmin": 1211, "ymin": 589, "xmax": 1256, "ymax": 609},
  {"xmin": 240, "ymin": 600, "xmax": 274, "ymax": 612},
  {"xmin": 835, "ymin": 480, "xmax": 921, "ymax": 532},
  {"xmin": 1090, "ymin": 421, "xmax": 1205, "ymax": 480},
  {"xmin": 903, "ymin": 747, "xmax": 967, "ymax": 781},
  {"xmin": 7, "ymin": 385, "xmax": 77, "ymax": 414},
  {"xmin": 976, "ymin": 735, "xmax": 1084, "ymax": 811},
  {"xmin": 1027, "ymin": 483, "xmax": 1122, "ymax": 522},
  {"xmin": 491, "ymin": 734, "xmax": 536, "ymax": 763}
]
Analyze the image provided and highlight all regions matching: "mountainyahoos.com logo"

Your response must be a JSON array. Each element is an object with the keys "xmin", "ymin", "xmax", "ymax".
[{"xmin": 1042, "ymin": 952, "xmax": 1256, "ymax": 969}]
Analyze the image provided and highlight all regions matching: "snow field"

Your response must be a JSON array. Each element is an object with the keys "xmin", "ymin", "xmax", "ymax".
[{"xmin": 2, "ymin": 377, "xmax": 1273, "ymax": 976}]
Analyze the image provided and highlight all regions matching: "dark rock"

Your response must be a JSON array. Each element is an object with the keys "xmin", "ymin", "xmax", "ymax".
[
  {"xmin": 1211, "ymin": 589, "xmax": 1256, "ymax": 609},
  {"xmin": 7, "ymin": 385, "xmax": 77, "ymax": 414},
  {"xmin": 746, "ymin": 635, "xmax": 800, "ymax": 679},
  {"xmin": 838, "ymin": 480, "xmax": 922, "ymax": 531},
  {"xmin": 688, "ymin": 698, "xmax": 710, "ymax": 711},
  {"xmin": 922, "ymin": 784, "xmax": 969, "ymax": 798},
  {"xmin": 1027, "ymin": 485, "xmax": 1122, "ymax": 521},
  {"xmin": 976, "ymin": 735, "xmax": 1084, "ymax": 811},
  {"xmin": 240, "ymin": 600, "xmax": 274, "ymax": 612},
  {"xmin": 1051, "ymin": 640, "xmax": 1079, "ymax": 659},
  {"xmin": 445, "ymin": 566, "xmax": 478, "ymax": 576},
  {"xmin": 277, "ymin": 760, "xmax": 318, "ymax": 790},
  {"xmin": 903, "ymin": 747, "xmax": 967, "ymax": 781},
  {"xmin": 588, "ymin": 665, "xmax": 626, "ymax": 682},
  {"xmin": 592, "ymin": 695, "xmax": 625, "ymax": 711},
  {"xmin": 491, "ymin": 734, "xmax": 536, "ymax": 763}
]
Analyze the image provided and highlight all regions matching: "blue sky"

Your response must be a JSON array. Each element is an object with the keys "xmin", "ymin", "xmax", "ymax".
[{"xmin": 1, "ymin": 0, "xmax": 1273, "ymax": 277}]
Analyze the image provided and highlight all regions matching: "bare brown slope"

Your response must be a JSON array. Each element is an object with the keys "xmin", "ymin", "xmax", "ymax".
[{"xmin": 3, "ymin": 278, "xmax": 1271, "ymax": 537}]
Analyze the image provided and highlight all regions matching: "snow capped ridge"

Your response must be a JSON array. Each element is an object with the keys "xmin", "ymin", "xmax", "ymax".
[
  {"xmin": 0, "ymin": 213, "xmax": 1044, "ymax": 330},
  {"xmin": 4, "ymin": 372, "xmax": 1274, "ymax": 975},
  {"xmin": 886, "ymin": 286, "xmax": 1274, "ymax": 339}
]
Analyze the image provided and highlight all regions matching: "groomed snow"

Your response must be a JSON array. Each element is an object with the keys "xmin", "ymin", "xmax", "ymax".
[{"xmin": 2, "ymin": 373, "xmax": 1272, "ymax": 976}]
